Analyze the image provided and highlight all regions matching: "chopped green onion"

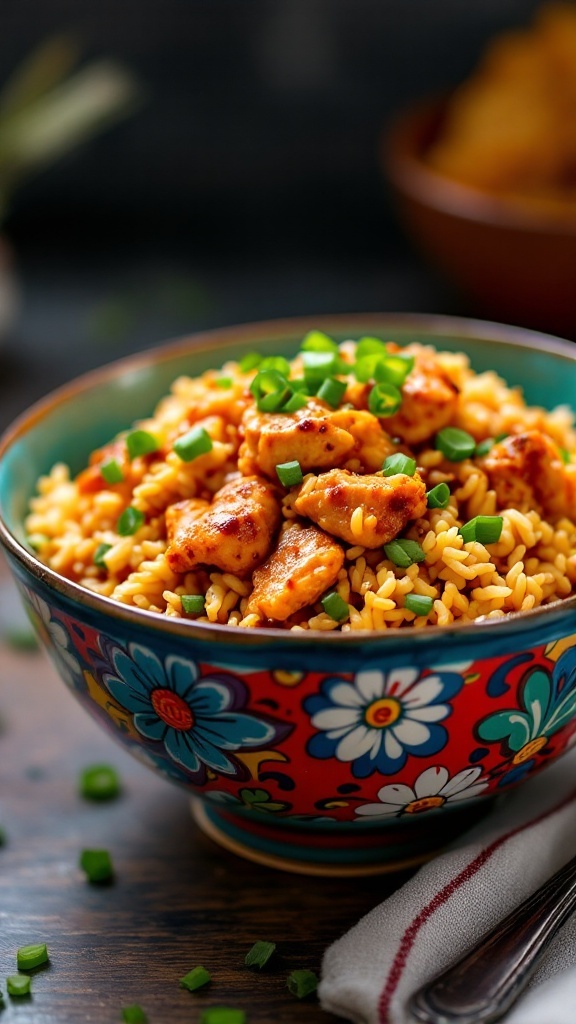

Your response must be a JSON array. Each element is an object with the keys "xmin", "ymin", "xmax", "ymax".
[
  {"xmin": 316, "ymin": 376, "xmax": 347, "ymax": 408},
  {"xmin": 250, "ymin": 369, "xmax": 292, "ymax": 412},
  {"xmin": 174, "ymin": 426, "xmax": 213, "ymax": 462},
  {"xmin": 355, "ymin": 336, "xmax": 385, "ymax": 359},
  {"xmin": 239, "ymin": 351, "xmax": 262, "ymax": 372},
  {"xmin": 426, "ymin": 482, "xmax": 451, "ymax": 509},
  {"xmin": 276, "ymin": 461, "xmax": 303, "ymax": 488},
  {"xmin": 301, "ymin": 330, "xmax": 338, "ymax": 353},
  {"xmin": 405, "ymin": 594, "xmax": 434, "ymax": 616},
  {"xmin": 179, "ymin": 965, "xmax": 212, "ymax": 991},
  {"xmin": 560, "ymin": 447, "xmax": 571, "ymax": 464},
  {"xmin": 94, "ymin": 543, "xmax": 112, "ymax": 568},
  {"xmin": 321, "ymin": 592, "xmax": 349, "ymax": 622},
  {"xmin": 121, "ymin": 1006, "xmax": 148, "ymax": 1023},
  {"xmin": 374, "ymin": 354, "xmax": 414, "ymax": 387},
  {"xmin": 368, "ymin": 382, "xmax": 402, "ymax": 417},
  {"xmin": 384, "ymin": 538, "xmax": 426, "ymax": 568},
  {"xmin": 17, "ymin": 943, "xmax": 49, "ymax": 970},
  {"xmin": 283, "ymin": 391, "xmax": 308, "ymax": 412},
  {"xmin": 287, "ymin": 969, "xmax": 318, "ymax": 999},
  {"xmin": 288, "ymin": 377, "xmax": 309, "ymax": 392},
  {"xmin": 126, "ymin": 430, "xmax": 160, "ymax": 460},
  {"xmin": 435, "ymin": 427, "xmax": 476, "ymax": 462},
  {"xmin": 214, "ymin": 377, "xmax": 233, "ymax": 389},
  {"xmin": 459, "ymin": 515, "xmax": 503, "ymax": 545},
  {"xmin": 382, "ymin": 453, "xmax": 416, "ymax": 477},
  {"xmin": 117, "ymin": 506, "xmax": 145, "ymax": 536},
  {"xmin": 100, "ymin": 458, "xmax": 124, "ymax": 484},
  {"xmin": 244, "ymin": 940, "xmax": 276, "ymax": 969},
  {"xmin": 200, "ymin": 1010, "xmax": 246, "ymax": 1024},
  {"xmin": 181, "ymin": 594, "xmax": 206, "ymax": 616},
  {"xmin": 355, "ymin": 353, "xmax": 383, "ymax": 383},
  {"xmin": 6, "ymin": 975, "xmax": 31, "ymax": 997},
  {"xmin": 79, "ymin": 764, "xmax": 121, "ymax": 801},
  {"xmin": 302, "ymin": 350, "xmax": 338, "ymax": 385},
  {"xmin": 258, "ymin": 355, "xmax": 292, "ymax": 377},
  {"xmin": 475, "ymin": 437, "xmax": 495, "ymax": 458},
  {"xmin": 80, "ymin": 849, "xmax": 114, "ymax": 883}
]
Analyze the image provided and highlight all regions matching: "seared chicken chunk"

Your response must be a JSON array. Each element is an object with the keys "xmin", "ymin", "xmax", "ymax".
[
  {"xmin": 165, "ymin": 476, "xmax": 281, "ymax": 575},
  {"xmin": 239, "ymin": 402, "xmax": 355, "ymax": 479},
  {"xmin": 385, "ymin": 348, "xmax": 459, "ymax": 445},
  {"xmin": 245, "ymin": 525, "xmax": 344, "ymax": 621},
  {"xmin": 481, "ymin": 430, "xmax": 574, "ymax": 518},
  {"xmin": 294, "ymin": 468, "xmax": 427, "ymax": 548},
  {"xmin": 329, "ymin": 409, "xmax": 396, "ymax": 473}
]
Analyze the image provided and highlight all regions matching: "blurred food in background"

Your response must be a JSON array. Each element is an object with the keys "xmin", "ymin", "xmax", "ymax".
[
  {"xmin": 425, "ymin": 2, "xmax": 576, "ymax": 214},
  {"xmin": 384, "ymin": 2, "xmax": 576, "ymax": 340}
]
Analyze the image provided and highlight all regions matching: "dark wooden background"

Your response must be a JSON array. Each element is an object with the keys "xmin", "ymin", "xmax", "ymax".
[{"xmin": 0, "ymin": 555, "xmax": 412, "ymax": 1024}]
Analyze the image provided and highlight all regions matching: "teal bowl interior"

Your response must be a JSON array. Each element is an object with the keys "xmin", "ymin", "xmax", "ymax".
[{"xmin": 2, "ymin": 313, "xmax": 576, "ymax": 874}]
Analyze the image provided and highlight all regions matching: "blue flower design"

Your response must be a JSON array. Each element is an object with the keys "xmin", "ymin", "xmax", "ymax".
[
  {"xmin": 304, "ymin": 665, "xmax": 463, "ymax": 778},
  {"xmin": 101, "ymin": 642, "xmax": 291, "ymax": 782}
]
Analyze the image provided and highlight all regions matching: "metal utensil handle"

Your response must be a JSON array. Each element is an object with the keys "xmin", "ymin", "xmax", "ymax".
[{"xmin": 409, "ymin": 853, "xmax": 576, "ymax": 1024}]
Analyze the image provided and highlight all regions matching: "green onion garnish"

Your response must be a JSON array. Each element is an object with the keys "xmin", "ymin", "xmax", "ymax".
[
  {"xmin": 475, "ymin": 438, "xmax": 495, "ymax": 458},
  {"xmin": 179, "ymin": 966, "xmax": 212, "ymax": 991},
  {"xmin": 321, "ymin": 592, "xmax": 349, "ymax": 622},
  {"xmin": 258, "ymin": 355, "xmax": 292, "ymax": 377},
  {"xmin": 121, "ymin": 1006, "xmax": 148, "ymax": 1023},
  {"xmin": 200, "ymin": 1010, "xmax": 246, "ymax": 1024},
  {"xmin": 100, "ymin": 458, "xmax": 124, "ymax": 484},
  {"xmin": 287, "ymin": 969, "xmax": 318, "ymax": 999},
  {"xmin": 80, "ymin": 849, "xmax": 114, "ymax": 883},
  {"xmin": 79, "ymin": 764, "xmax": 121, "ymax": 801},
  {"xmin": 214, "ymin": 377, "xmax": 233, "ymax": 389},
  {"xmin": 117, "ymin": 506, "xmax": 145, "ymax": 536},
  {"xmin": 6, "ymin": 975, "xmax": 31, "ymax": 997},
  {"xmin": 126, "ymin": 430, "xmax": 160, "ymax": 460},
  {"xmin": 17, "ymin": 943, "xmax": 49, "ymax": 970},
  {"xmin": 384, "ymin": 538, "xmax": 426, "ymax": 568},
  {"xmin": 316, "ymin": 376, "xmax": 347, "ymax": 408},
  {"xmin": 302, "ymin": 350, "xmax": 338, "ymax": 385},
  {"xmin": 283, "ymin": 391, "xmax": 308, "ymax": 412},
  {"xmin": 94, "ymin": 542, "xmax": 112, "ymax": 568},
  {"xmin": 426, "ymin": 482, "xmax": 451, "ymax": 509},
  {"xmin": 560, "ymin": 447, "xmax": 571, "ymax": 464},
  {"xmin": 405, "ymin": 594, "xmax": 434, "ymax": 616},
  {"xmin": 244, "ymin": 940, "xmax": 276, "ymax": 969},
  {"xmin": 181, "ymin": 594, "xmax": 205, "ymax": 616},
  {"xmin": 374, "ymin": 354, "xmax": 414, "ymax": 387},
  {"xmin": 301, "ymin": 329, "xmax": 338, "ymax": 353},
  {"xmin": 355, "ymin": 353, "xmax": 384, "ymax": 383},
  {"xmin": 250, "ymin": 369, "xmax": 292, "ymax": 412},
  {"xmin": 174, "ymin": 426, "xmax": 213, "ymax": 462},
  {"xmin": 355, "ymin": 336, "xmax": 385, "ymax": 359},
  {"xmin": 459, "ymin": 515, "xmax": 504, "ymax": 545},
  {"xmin": 368, "ymin": 382, "xmax": 402, "ymax": 417},
  {"xmin": 435, "ymin": 427, "xmax": 476, "ymax": 462},
  {"xmin": 239, "ymin": 351, "xmax": 262, "ymax": 372},
  {"xmin": 276, "ymin": 460, "xmax": 303, "ymax": 488},
  {"xmin": 382, "ymin": 453, "xmax": 416, "ymax": 477}
]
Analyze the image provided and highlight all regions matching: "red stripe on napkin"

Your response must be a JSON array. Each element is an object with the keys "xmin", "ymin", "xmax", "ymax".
[{"xmin": 378, "ymin": 788, "xmax": 576, "ymax": 1024}]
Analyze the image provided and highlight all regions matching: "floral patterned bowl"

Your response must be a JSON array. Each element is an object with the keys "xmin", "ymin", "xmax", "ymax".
[{"xmin": 1, "ymin": 313, "xmax": 576, "ymax": 876}]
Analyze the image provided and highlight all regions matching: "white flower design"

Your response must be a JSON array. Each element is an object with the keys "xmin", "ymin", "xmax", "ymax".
[
  {"xmin": 355, "ymin": 765, "xmax": 489, "ymax": 818},
  {"xmin": 27, "ymin": 591, "xmax": 83, "ymax": 686}
]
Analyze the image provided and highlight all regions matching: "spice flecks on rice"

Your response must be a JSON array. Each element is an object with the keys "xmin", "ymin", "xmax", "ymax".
[{"xmin": 25, "ymin": 335, "xmax": 576, "ymax": 631}]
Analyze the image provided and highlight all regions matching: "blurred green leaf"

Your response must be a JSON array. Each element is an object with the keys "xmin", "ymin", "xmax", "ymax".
[{"xmin": 0, "ymin": 34, "xmax": 82, "ymax": 119}]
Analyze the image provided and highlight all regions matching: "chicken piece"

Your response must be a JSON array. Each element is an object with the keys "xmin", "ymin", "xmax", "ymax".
[
  {"xmin": 294, "ymin": 468, "xmax": 427, "ymax": 548},
  {"xmin": 165, "ymin": 476, "xmax": 281, "ymax": 575},
  {"xmin": 329, "ymin": 408, "xmax": 396, "ymax": 473},
  {"xmin": 238, "ymin": 402, "xmax": 355, "ymax": 479},
  {"xmin": 245, "ymin": 525, "xmax": 344, "ymax": 622},
  {"xmin": 384, "ymin": 348, "xmax": 459, "ymax": 445},
  {"xmin": 481, "ymin": 429, "xmax": 573, "ymax": 518}
]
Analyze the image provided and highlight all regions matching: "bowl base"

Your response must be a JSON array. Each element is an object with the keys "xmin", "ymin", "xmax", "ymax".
[{"xmin": 190, "ymin": 798, "xmax": 493, "ymax": 876}]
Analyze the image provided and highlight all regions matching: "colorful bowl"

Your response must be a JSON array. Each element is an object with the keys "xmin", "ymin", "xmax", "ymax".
[
  {"xmin": 1, "ymin": 314, "xmax": 576, "ymax": 876},
  {"xmin": 384, "ymin": 99, "xmax": 576, "ymax": 339}
]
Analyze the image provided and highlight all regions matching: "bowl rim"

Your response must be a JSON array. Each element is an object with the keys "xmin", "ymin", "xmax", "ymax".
[
  {"xmin": 1, "ymin": 310, "xmax": 576, "ymax": 648},
  {"xmin": 384, "ymin": 96, "xmax": 576, "ymax": 236}
]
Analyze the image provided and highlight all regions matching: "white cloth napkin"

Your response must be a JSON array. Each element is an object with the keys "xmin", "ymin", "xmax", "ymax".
[{"xmin": 319, "ymin": 748, "xmax": 576, "ymax": 1024}]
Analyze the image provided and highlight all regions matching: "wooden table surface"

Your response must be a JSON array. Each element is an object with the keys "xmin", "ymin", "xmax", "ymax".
[{"xmin": 0, "ymin": 557, "xmax": 411, "ymax": 1024}]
